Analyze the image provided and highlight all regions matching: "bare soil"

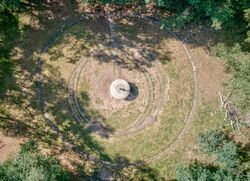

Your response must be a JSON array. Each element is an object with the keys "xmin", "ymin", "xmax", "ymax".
[{"xmin": 0, "ymin": 135, "xmax": 23, "ymax": 163}]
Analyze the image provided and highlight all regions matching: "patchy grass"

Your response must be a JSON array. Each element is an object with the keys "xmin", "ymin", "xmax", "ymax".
[
  {"xmin": 1, "ymin": 1, "xmax": 244, "ymax": 180},
  {"xmin": 40, "ymin": 16, "xmax": 195, "ymax": 165},
  {"xmin": 150, "ymin": 44, "xmax": 229, "ymax": 179},
  {"xmin": 38, "ymin": 13, "xmax": 230, "ymax": 180},
  {"xmin": 85, "ymin": 19, "xmax": 194, "ymax": 161},
  {"xmin": 153, "ymin": 99, "xmax": 224, "ymax": 179}
]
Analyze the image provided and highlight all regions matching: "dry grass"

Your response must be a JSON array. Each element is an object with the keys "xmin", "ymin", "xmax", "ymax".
[
  {"xmin": 151, "ymin": 44, "xmax": 229, "ymax": 179},
  {"xmin": 1, "ymin": 1, "xmax": 243, "ymax": 180},
  {"xmin": 0, "ymin": 134, "xmax": 23, "ymax": 164},
  {"xmin": 41, "ymin": 16, "xmax": 194, "ymax": 162},
  {"xmin": 96, "ymin": 26, "xmax": 194, "ymax": 161}
]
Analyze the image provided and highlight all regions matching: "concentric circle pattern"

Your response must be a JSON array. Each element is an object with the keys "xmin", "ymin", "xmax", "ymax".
[
  {"xmin": 68, "ymin": 55, "xmax": 167, "ymax": 138},
  {"xmin": 37, "ymin": 14, "xmax": 197, "ymax": 167}
]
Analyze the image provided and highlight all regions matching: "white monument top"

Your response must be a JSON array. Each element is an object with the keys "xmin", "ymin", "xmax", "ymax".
[{"xmin": 110, "ymin": 79, "xmax": 130, "ymax": 100}]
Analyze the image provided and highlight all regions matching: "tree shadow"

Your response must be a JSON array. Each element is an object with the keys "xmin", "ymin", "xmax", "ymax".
[
  {"xmin": 37, "ymin": 61, "xmax": 162, "ymax": 180},
  {"xmin": 67, "ymin": 154, "xmax": 163, "ymax": 180},
  {"xmin": 0, "ymin": 11, "xmax": 20, "ymax": 101},
  {"xmin": 171, "ymin": 20, "xmax": 249, "ymax": 53},
  {"xmin": 0, "ymin": 2, "xmax": 174, "ymax": 180},
  {"xmin": 0, "ymin": 0, "xmax": 91, "ymax": 131},
  {"xmin": 90, "ymin": 16, "xmax": 173, "ymax": 72},
  {"xmin": 77, "ymin": 91, "xmax": 115, "ymax": 138},
  {"xmin": 95, "ymin": 155, "xmax": 166, "ymax": 180}
]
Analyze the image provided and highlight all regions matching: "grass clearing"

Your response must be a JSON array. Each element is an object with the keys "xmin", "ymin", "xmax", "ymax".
[
  {"xmin": 1, "ymin": 2, "xmax": 246, "ymax": 180},
  {"xmin": 40, "ymin": 15, "xmax": 195, "ymax": 163}
]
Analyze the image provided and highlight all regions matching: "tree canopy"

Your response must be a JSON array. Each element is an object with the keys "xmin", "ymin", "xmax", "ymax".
[
  {"xmin": 176, "ymin": 129, "xmax": 250, "ymax": 181},
  {"xmin": 0, "ymin": 141, "xmax": 70, "ymax": 181}
]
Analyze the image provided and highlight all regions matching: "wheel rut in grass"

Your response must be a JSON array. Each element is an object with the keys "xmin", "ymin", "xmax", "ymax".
[{"xmin": 36, "ymin": 13, "xmax": 198, "ymax": 167}]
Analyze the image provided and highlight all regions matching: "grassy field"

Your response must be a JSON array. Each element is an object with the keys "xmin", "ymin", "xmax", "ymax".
[
  {"xmin": 1, "ymin": 1, "xmax": 248, "ymax": 180},
  {"xmin": 40, "ymin": 16, "xmax": 195, "ymax": 162}
]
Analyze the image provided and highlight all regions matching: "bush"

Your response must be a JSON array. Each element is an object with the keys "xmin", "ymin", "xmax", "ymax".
[
  {"xmin": 216, "ymin": 141, "xmax": 240, "ymax": 168},
  {"xmin": 198, "ymin": 129, "xmax": 227, "ymax": 155}
]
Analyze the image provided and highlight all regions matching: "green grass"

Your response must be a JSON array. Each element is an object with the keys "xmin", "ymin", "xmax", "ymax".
[
  {"xmin": 2, "ymin": 6, "xmax": 233, "ymax": 180},
  {"xmin": 152, "ymin": 99, "xmax": 224, "ymax": 179},
  {"xmin": 92, "ymin": 20, "xmax": 194, "ymax": 161},
  {"xmin": 41, "ymin": 17, "xmax": 195, "ymax": 164}
]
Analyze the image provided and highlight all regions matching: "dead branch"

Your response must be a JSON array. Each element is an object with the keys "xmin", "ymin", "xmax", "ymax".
[{"xmin": 218, "ymin": 92, "xmax": 241, "ymax": 133}]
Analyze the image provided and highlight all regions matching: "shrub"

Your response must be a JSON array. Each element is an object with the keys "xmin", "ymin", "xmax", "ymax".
[{"xmin": 198, "ymin": 129, "xmax": 227, "ymax": 155}]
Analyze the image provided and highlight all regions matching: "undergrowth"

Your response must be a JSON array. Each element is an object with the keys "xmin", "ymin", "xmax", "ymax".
[{"xmin": 212, "ymin": 43, "xmax": 250, "ymax": 114}]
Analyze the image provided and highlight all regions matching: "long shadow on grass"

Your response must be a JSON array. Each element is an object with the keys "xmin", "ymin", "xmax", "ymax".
[
  {"xmin": 38, "ymin": 60, "xmax": 163, "ymax": 180},
  {"xmin": 0, "ymin": 0, "xmax": 95, "ymax": 134},
  {"xmin": 90, "ymin": 16, "xmax": 173, "ymax": 72},
  {"xmin": 0, "ymin": 11, "xmax": 20, "ymax": 101},
  {"xmin": 34, "ymin": 12, "xmax": 167, "ymax": 179},
  {"xmin": 0, "ymin": 2, "xmax": 170, "ymax": 180},
  {"xmin": 1, "ymin": 2, "xmax": 249, "ymax": 180}
]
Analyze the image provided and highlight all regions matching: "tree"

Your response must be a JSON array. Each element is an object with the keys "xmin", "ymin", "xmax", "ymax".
[
  {"xmin": 176, "ymin": 129, "xmax": 250, "ymax": 181},
  {"xmin": 0, "ymin": 0, "xmax": 20, "ymax": 12},
  {"xmin": 177, "ymin": 163, "xmax": 249, "ymax": 181},
  {"xmin": 0, "ymin": 141, "xmax": 70, "ymax": 181},
  {"xmin": 244, "ymin": 8, "xmax": 250, "ymax": 48}
]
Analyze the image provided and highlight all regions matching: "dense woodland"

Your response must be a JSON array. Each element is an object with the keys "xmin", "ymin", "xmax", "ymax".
[{"xmin": 0, "ymin": 0, "xmax": 249, "ymax": 180}]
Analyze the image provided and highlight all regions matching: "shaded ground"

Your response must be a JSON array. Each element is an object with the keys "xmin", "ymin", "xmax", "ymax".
[
  {"xmin": 0, "ymin": 1, "xmax": 248, "ymax": 180},
  {"xmin": 40, "ymin": 14, "xmax": 195, "ymax": 164}
]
